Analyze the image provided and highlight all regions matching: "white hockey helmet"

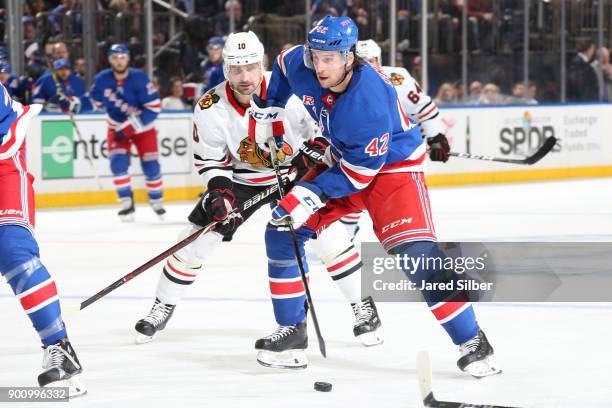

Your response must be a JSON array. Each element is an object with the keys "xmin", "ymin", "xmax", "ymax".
[
  {"xmin": 222, "ymin": 31, "xmax": 265, "ymax": 79},
  {"xmin": 356, "ymin": 39, "xmax": 381, "ymax": 63}
]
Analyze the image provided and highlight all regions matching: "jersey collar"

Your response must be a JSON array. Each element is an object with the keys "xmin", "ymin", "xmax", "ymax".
[{"xmin": 225, "ymin": 76, "xmax": 267, "ymax": 117}]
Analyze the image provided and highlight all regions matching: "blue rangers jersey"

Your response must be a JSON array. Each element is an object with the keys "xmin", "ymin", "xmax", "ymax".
[
  {"xmin": 202, "ymin": 61, "xmax": 225, "ymax": 94},
  {"xmin": 2, "ymin": 75, "xmax": 29, "ymax": 103},
  {"xmin": 266, "ymin": 45, "xmax": 426, "ymax": 199},
  {"xmin": 88, "ymin": 68, "xmax": 161, "ymax": 131},
  {"xmin": 29, "ymin": 72, "xmax": 91, "ymax": 111}
]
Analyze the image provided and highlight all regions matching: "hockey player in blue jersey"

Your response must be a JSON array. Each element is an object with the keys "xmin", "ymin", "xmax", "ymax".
[
  {"xmin": 89, "ymin": 43, "xmax": 165, "ymax": 220},
  {"xmin": 202, "ymin": 36, "xmax": 226, "ymax": 93},
  {"xmin": 0, "ymin": 60, "xmax": 28, "ymax": 103},
  {"xmin": 0, "ymin": 83, "xmax": 86, "ymax": 396},
  {"xmin": 29, "ymin": 58, "xmax": 89, "ymax": 113},
  {"xmin": 249, "ymin": 16, "xmax": 501, "ymax": 377}
]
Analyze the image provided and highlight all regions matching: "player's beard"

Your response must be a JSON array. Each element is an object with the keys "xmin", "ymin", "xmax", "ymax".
[
  {"xmin": 112, "ymin": 65, "xmax": 129, "ymax": 75},
  {"xmin": 230, "ymin": 74, "xmax": 264, "ymax": 98}
]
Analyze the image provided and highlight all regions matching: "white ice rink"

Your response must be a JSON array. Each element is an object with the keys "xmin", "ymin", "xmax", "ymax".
[{"xmin": 2, "ymin": 178, "xmax": 612, "ymax": 408}]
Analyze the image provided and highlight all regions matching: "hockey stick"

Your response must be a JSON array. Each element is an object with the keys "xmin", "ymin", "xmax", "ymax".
[
  {"xmin": 417, "ymin": 351, "xmax": 521, "ymax": 408},
  {"xmin": 449, "ymin": 136, "xmax": 557, "ymax": 165},
  {"xmin": 45, "ymin": 59, "xmax": 103, "ymax": 190},
  {"xmin": 80, "ymin": 183, "xmax": 281, "ymax": 310},
  {"xmin": 267, "ymin": 138, "xmax": 327, "ymax": 358}
]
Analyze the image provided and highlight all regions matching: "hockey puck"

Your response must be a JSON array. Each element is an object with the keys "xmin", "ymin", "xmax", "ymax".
[{"xmin": 314, "ymin": 381, "xmax": 332, "ymax": 392}]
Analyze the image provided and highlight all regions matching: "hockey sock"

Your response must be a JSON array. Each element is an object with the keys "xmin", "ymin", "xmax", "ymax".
[
  {"xmin": 110, "ymin": 152, "xmax": 132, "ymax": 199},
  {"xmin": 141, "ymin": 158, "xmax": 163, "ymax": 202},
  {"xmin": 391, "ymin": 241, "xmax": 480, "ymax": 345},
  {"xmin": 311, "ymin": 221, "xmax": 362, "ymax": 303},
  {"xmin": 265, "ymin": 224, "xmax": 313, "ymax": 325},
  {"xmin": 155, "ymin": 226, "xmax": 223, "ymax": 304},
  {"xmin": 0, "ymin": 226, "xmax": 67, "ymax": 346}
]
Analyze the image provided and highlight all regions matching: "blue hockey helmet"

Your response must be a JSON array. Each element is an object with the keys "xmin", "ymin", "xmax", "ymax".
[
  {"xmin": 53, "ymin": 58, "xmax": 71, "ymax": 71},
  {"xmin": 0, "ymin": 60, "xmax": 11, "ymax": 73},
  {"xmin": 207, "ymin": 36, "xmax": 225, "ymax": 48},
  {"xmin": 304, "ymin": 15, "xmax": 358, "ymax": 69},
  {"xmin": 107, "ymin": 43, "xmax": 130, "ymax": 58}
]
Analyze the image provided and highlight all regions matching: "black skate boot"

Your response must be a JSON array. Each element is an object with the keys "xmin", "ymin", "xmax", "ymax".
[
  {"xmin": 351, "ymin": 296, "xmax": 383, "ymax": 346},
  {"xmin": 134, "ymin": 298, "xmax": 176, "ymax": 344},
  {"xmin": 457, "ymin": 330, "xmax": 502, "ymax": 378},
  {"xmin": 118, "ymin": 194, "xmax": 135, "ymax": 222},
  {"xmin": 150, "ymin": 200, "xmax": 166, "ymax": 220},
  {"xmin": 38, "ymin": 338, "xmax": 86, "ymax": 398},
  {"xmin": 255, "ymin": 322, "xmax": 308, "ymax": 369}
]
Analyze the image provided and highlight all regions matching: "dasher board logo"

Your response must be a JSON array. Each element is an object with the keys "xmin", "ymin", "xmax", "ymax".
[{"xmin": 42, "ymin": 120, "xmax": 74, "ymax": 179}]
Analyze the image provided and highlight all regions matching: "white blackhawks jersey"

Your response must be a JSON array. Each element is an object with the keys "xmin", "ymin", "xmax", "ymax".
[
  {"xmin": 192, "ymin": 74, "xmax": 316, "ymax": 187},
  {"xmin": 382, "ymin": 66, "xmax": 445, "ymax": 138}
]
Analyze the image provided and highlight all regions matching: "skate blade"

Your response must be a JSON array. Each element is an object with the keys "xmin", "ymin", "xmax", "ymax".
[
  {"xmin": 135, "ymin": 333, "xmax": 155, "ymax": 344},
  {"xmin": 463, "ymin": 356, "xmax": 503, "ymax": 378},
  {"xmin": 256, "ymin": 350, "xmax": 308, "ymax": 369},
  {"xmin": 357, "ymin": 327, "xmax": 384, "ymax": 347},
  {"xmin": 119, "ymin": 213, "xmax": 135, "ymax": 223},
  {"xmin": 42, "ymin": 374, "xmax": 87, "ymax": 398}
]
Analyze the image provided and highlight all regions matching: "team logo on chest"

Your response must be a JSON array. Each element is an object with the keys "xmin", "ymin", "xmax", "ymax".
[
  {"xmin": 198, "ymin": 89, "xmax": 220, "ymax": 110},
  {"xmin": 237, "ymin": 137, "xmax": 293, "ymax": 169},
  {"xmin": 322, "ymin": 92, "xmax": 335, "ymax": 109}
]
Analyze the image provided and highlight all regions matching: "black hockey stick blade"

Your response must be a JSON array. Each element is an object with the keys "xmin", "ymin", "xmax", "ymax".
[
  {"xmin": 417, "ymin": 351, "xmax": 521, "ymax": 408},
  {"xmin": 449, "ymin": 136, "xmax": 557, "ymax": 165}
]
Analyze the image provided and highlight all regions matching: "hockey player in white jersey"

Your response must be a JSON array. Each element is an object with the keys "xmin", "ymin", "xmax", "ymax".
[
  {"xmin": 134, "ymin": 31, "xmax": 383, "ymax": 351},
  {"xmin": 336, "ymin": 39, "xmax": 451, "ymax": 237}
]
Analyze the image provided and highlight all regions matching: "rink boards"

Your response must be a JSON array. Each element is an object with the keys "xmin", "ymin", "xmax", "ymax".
[{"xmin": 25, "ymin": 104, "xmax": 612, "ymax": 208}]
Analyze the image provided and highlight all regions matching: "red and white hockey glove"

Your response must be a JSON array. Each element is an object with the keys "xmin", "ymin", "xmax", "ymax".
[
  {"xmin": 271, "ymin": 182, "xmax": 326, "ymax": 229},
  {"xmin": 248, "ymin": 94, "xmax": 285, "ymax": 150}
]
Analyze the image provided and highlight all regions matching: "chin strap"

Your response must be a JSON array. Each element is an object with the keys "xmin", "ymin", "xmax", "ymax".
[
  {"xmin": 229, "ymin": 75, "xmax": 264, "ymax": 99},
  {"xmin": 328, "ymin": 62, "xmax": 352, "ymax": 89}
]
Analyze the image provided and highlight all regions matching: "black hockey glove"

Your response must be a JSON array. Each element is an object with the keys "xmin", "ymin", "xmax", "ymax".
[
  {"xmin": 426, "ymin": 133, "xmax": 450, "ymax": 162},
  {"xmin": 299, "ymin": 137, "xmax": 331, "ymax": 169},
  {"xmin": 203, "ymin": 177, "xmax": 243, "ymax": 235}
]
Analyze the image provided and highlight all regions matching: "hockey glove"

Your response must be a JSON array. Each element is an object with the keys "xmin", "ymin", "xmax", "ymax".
[
  {"xmin": 248, "ymin": 94, "xmax": 285, "ymax": 150},
  {"xmin": 271, "ymin": 182, "xmax": 326, "ymax": 229},
  {"xmin": 203, "ymin": 178, "xmax": 243, "ymax": 235},
  {"xmin": 299, "ymin": 137, "xmax": 333, "ymax": 169},
  {"xmin": 426, "ymin": 133, "xmax": 450, "ymax": 162}
]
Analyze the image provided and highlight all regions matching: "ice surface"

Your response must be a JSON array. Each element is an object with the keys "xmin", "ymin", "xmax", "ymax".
[{"xmin": 2, "ymin": 178, "xmax": 612, "ymax": 407}]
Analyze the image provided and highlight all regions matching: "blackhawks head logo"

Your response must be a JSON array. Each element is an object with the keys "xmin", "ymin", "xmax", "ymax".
[
  {"xmin": 237, "ymin": 136, "xmax": 293, "ymax": 169},
  {"xmin": 390, "ymin": 72, "xmax": 405, "ymax": 86},
  {"xmin": 198, "ymin": 89, "xmax": 220, "ymax": 110}
]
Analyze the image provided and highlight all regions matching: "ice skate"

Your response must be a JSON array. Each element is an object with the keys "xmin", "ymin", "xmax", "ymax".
[
  {"xmin": 352, "ymin": 296, "xmax": 383, "ymax": 346},
  {"xmin": 38, "ymin": 338, "xmax": 86, "ymax": 398},
  {"xmin": 457, "ymin": 330, "xmax": 502, "ymax": 378},
  {"xmin": 134, "ymin": 298, "xmax": 176, "ymax": 344},
  {"xmin": 255, "ymin": 322, "xmax": 308, "ymax": 369},
  {"xmin": 118, "ymin": 194, "xmax": 135, "ymax": 222},
  {"xmin": 150, "ymin": 200, "xmax": 166, "ymax": 220}
]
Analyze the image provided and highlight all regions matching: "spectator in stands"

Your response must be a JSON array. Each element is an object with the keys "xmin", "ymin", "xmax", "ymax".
[
  {"xmin": 593, "ymin": 46, "xmax": 612, "ymax": 102},
  {"xmin": 52, "ymin": 41, "xmax": 70, "ymax": 61},
  {"xmin": 463, "ymin": 0, "xmax": 495, "ymax": 52},
  {"xmin": 468, "ymin": 80, "xmax": 482, "ymax": 103},
  {"xmin": 527, "ymin": 81, "xmax": 538, "ymax": 104},
  {"xmin": 509, "ymin": 81, "xmax": 537, "ymax": 104},
  {"xmin": 478, "ymin": 83, "xmax": 503, "ymax": 104},
  {"xmin": 73, "ymin": 57, "xmax": 85, "ymax": 79},
  {"xmin": 161, "ymin": 77, "xmax": 189, "ymax": 110},
  {"xmin": 568, "ymin": 38, "xmax": 599, "ymax": 102},
  {"xmin": 0, "ymin": 61, "xmax": 28, "ymax": 103},
  {"xmin": 202, "ymin": 36, "xmax": 225, "ymax": 93},
  {"xmin": 434, "ymin": 82, "xmax": 457, "ymax": 105}
]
